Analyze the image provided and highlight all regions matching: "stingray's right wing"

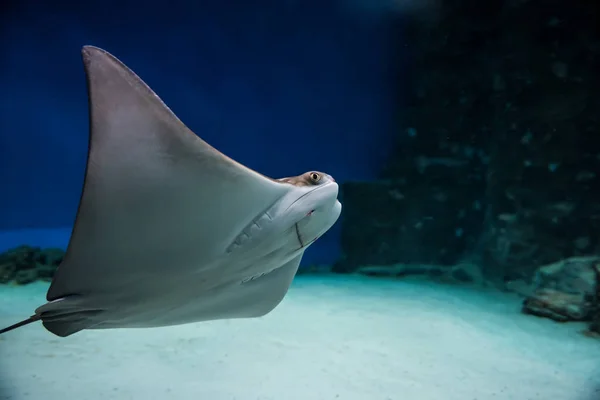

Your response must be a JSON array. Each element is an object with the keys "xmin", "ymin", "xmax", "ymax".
[
  {"xmin": 46, "ymin": 46, "xmax": 291, "ymax": 302},
  {"xmin": 215, "ymin": 252, "xmax": 304, "ymax": 319}
]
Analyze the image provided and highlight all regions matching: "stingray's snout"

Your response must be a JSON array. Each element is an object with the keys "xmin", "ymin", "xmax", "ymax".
[
  {"xmin": 294, "ymin": 182, "xmax": 341, "ymax": 248},
  {"xmin": 311, "ymin": 179, "xmax": 339, "ymax": 205}
]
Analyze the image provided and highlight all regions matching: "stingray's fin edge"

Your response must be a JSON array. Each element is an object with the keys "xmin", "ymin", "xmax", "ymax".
[
  {"xmin": 0, "ymin": 314, "xmax": 41, "ymax": 334},
  {"xmin": 41, "ymin": 319, "xmax": 89, "ymax": 338}
]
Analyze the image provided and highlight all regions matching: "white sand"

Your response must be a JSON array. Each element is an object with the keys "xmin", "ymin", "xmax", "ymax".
[{"xmin": 1, "ymin": 274, "xmax": 599, "ymax": 400}]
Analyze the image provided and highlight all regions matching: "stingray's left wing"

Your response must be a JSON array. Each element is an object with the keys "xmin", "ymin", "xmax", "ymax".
[{"xmin": 46, "ymin": 46, "xmax": 291, "ymax": 302}]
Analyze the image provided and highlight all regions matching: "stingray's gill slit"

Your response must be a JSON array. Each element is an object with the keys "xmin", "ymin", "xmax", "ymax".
[
  {"xmin": 0, "ymin": 45, "xmax": 341, "ymax": 338},
  {"xmin": 241, "ymin": 268, "xmax": 277, "ymax": 284},
  {"xmin": 225, "ymin": 207, "xmax": 273, "ymax": 254}
]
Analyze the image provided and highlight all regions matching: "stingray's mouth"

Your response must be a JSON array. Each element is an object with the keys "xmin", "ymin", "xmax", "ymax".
[
  {"xmin": 283, "ymin": 182, "xmax": 338, "ymax": 213},
  {"xmin": 295, "ymin": 223, "xmax": 304, "ymax": 247},
  {"xmin": 295, "ymin": 219, "xmax": 320, "ymax": 248}
]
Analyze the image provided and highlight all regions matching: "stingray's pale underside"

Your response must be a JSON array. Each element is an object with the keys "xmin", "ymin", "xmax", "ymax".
[{"xmin": 0, "ymin": 46, "xmax": 342, "ymax": 337}]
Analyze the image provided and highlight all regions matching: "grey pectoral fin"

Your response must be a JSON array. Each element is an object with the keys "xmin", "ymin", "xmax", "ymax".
[
  {"xmin": 0, "ymin": 302, "xmax": 103, "ymax": 338},
  {"xmin": 0, "ymin": 314, "xmax": 88, "ymax": 338},
  {"xmin": 234, "ymin": 252, "xmax": 304, "ymax": 318},
  {"xmin": 45, "ymin": 46, "xmax": 291, "ymax": 304},
  {"xmin": 41, "ymin": 310, "xmax": 103, "ymax": 337},
  {"xmin": 34, "ymin": 297, "xmax": 104, "ymax": 337}
]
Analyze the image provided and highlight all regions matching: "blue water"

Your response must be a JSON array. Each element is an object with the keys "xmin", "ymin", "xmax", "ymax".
[
  {"xmin": 2, "ymin": 3, "xmax": 600, "ymax": 399},
  {"xmin": 0, "ymin": 0, "xmax": 403, "ymax": 266}
]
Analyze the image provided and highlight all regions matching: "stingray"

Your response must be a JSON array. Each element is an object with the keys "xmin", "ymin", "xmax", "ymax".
[{"xmin": 0, "ymin": 46, "xmax": 342, "ymax": 338}]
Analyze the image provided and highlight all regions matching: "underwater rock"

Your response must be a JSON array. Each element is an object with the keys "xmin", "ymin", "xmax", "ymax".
[
  {"xmin": 35, "ymin": 262, "xmax": 57, "ymax": 281},
  {"xmin": 296, "ymin": 264, "xmax": 333, "ymax": 275},
  {"xmin": 39, "ymin": 247, "xmax": 65, "ymax": 266},
  {"xmin": 522, "ymin": 257, "xmax": 599, "ymax": 322},
  {"xmin": 356, "ymin": 262, "xmax": 484, "ymax": 284},
  {"xmin": 14, "ymin": 268, "xmax": 38, "ymax": 285},
  {"xmin": 335, "ymin": 179, "xmax": 484, "ymax": 273},
  {"xmin": 587, "ymin": 318, "xmax": 600, "ymax": 337},
  {"xmin": 0, "ymin": 261, "xmax": 17, "ymax": 283},
  {"xmin": 584, "ymin": 263, "xmax": 600, "ymax": 337},
  {"xmin": 357, "ymin": 264, "xmax": 448, "ymax": 278},
  {"xmin": 0, "ymin": 245, "xmax": 65, "ymax": 284},
  {"xmin": 0, "ymin": 245, "xmax": 39, "ymax": 269}
]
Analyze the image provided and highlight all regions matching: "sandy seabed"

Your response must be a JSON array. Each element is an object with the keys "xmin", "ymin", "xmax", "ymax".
[{"xmin": 0, "ymin": 273, "xmax": 599, "ymax": 400}]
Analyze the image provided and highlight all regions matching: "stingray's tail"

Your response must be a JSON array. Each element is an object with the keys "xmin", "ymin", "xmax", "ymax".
[{"xmin": 0, "ymin": 315, "xmax": 41, "ymax": 334}]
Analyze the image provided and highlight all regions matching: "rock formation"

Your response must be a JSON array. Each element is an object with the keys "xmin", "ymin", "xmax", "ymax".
[
  {"xmin": 335, "ymin": 0, "xmax": 600, "ymax": 288},
  {"xmin": 0, "ymin": 246, "xmax": 64, "ymax": 284}
]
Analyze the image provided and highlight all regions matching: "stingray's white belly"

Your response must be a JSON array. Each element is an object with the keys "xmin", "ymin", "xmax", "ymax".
[{"xmin": 89, "ymin": 223, "xmax": 306, "ymax": 329}]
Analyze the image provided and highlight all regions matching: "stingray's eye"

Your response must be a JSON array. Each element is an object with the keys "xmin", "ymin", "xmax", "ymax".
[{"xmin": 309, "ymin": 172, "xmax": 321, "ymax": 183}]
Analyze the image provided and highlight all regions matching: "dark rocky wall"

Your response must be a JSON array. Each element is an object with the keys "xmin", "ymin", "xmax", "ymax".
[{"xmin": 335, "ymin": 0, "xmax": 600, "ymax": 284}]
